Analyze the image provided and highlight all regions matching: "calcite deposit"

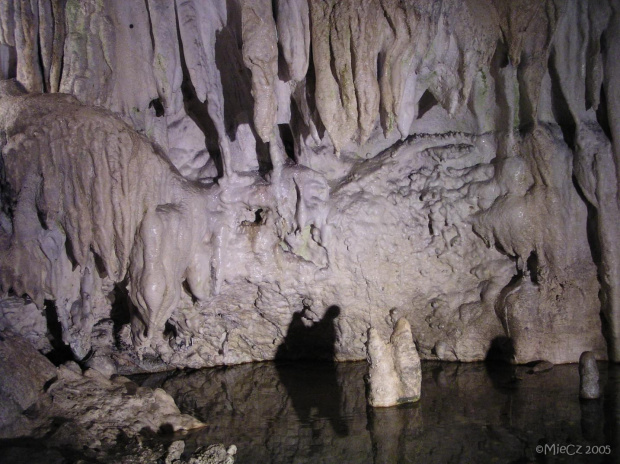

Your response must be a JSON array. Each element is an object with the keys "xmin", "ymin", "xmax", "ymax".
[
  {"xmin": 0, "ymin": 333, "xmax": 214, "ymax": 462},
  {"xmin": 366, "ymin": 317, "xmax": 422, "ymax": 407},
  {"xmin": 579, "ymin": 351, "xmax": 601, "ymax": 399},
  {"xmin": 0, "ymin": 0, "xmax": 618, "ymax": 377}
]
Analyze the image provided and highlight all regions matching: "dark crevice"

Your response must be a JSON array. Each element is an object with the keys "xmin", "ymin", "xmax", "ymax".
[
  {"xmin": 0, "ymin": 151, "xmax": 16, "ymax": 223},
  {"xmin": 277, "ymin": 41, "xmax": 291, "ymax": 82},
  {"xmin": 278, "ymin": 124, "xmax": 296, "ymax": 162},
  {"xmin": 417, "ymin": 89, "xmax": 438, "ymax": 120},
  {"xmin": 526, "ymin": 251, "xmax": 539, "ymax": 284},
  {"xmin": 36, "ymin": 31, "xmax": 47, "ymax": 93},
  {"xmin": 36, "ymin": 208, "xmax": 47, "ymax": 230},
  {"xmin": 485, "ymin": 336, "xmax": 515, "ymax": 364},
  {"xmin": 64, "ymin": 238, "xmax": 78, "ymax": 270},
  {"xmin": 254, "ymin": 208, "xmax": 265, "ymax": 225},
  {"xmin": 164, "ymin": 320, "xmax": 177, "ymax": 338},
  {"xmin": 427, "ymin": 215, "xmax": 434, "ymax": 236},
  {"xmin": 91, "ymin": 249, "xmax": 107, "ymax": 278},
  {"xmin": 547, "ymin": 50, "xmax": 577, "ymax": 149},
  {"xmin": 299, "ymin": 42, "xmax": 324, "ymax": 140},
  {"xmin": 596, "ymin": 85, "xmax": 612, "ymax": 140},
  {"xmin": 143, "ymin": 0, "xmax": 156, "ymax": 52},
  {"xmin": 218, "ymin": 0, "xmax": 271, "ymax": 172},
  {"xmin": 517, "ymin": 54, "xmax": 536, "ymax": 131},
  {"xmin": 43, "ymin": 299, "xmax": 74, "ymax": 365},
  {"xmin": 149, "ymin": 98, "xmax": 165, "ymax": 117},
  {"xmin": 489, "ymin": 39, "xmax": 512, "ymax": 140},
  {"xmin": 271, "ymin": 0, "xmax": 279, "ymax": 24},
  {"xmin": 50, "ymin": 0, "xmax": 67, "ymax": 93},
  {"xmin": 57, "ymin": 44, "xmax": 64, "ymax": 89},
  {"xmin": 110, "ymin": 280, "xmax": 132, "ymax": 345},
  {"xmin": 182, "ymin": 279, "xmax": 198, "ymax": 305}
]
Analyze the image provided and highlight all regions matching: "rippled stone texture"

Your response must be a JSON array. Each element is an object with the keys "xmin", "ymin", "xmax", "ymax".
[{"xmin": 0, "ymin": 0, "xmax": 617, "ymax": 372}]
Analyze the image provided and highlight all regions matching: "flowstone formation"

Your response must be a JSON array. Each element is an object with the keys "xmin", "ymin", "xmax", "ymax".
[
  {"xmin": 366, "ymin": 317, "xmax": 422, "ymax": 407},
  {"xmin": 0, "ymin": 0, "xmax": 618, "ymax": 375}
]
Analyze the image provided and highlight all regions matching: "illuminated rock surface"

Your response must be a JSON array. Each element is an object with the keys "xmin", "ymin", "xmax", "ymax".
[
  {"xmin": 366, "ymin": 318, "xmax": 422, "ymax": 407},
  {"xmin": 0, "ymin": 2, "xmax": 619, "ymax": 458}
]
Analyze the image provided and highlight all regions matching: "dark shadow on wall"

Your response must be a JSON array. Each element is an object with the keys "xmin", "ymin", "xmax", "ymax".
[
  {"xmin": 275, "ymin": 305, "xmax": 349, "ymax": 438},
  {"xmin": 484, "ymin": 336, "xmax": 519, "ymax": 393}
]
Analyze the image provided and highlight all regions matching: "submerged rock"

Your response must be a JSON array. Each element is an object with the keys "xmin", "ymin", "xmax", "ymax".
[
  {"xmin": 366, "ymin": 318, "xmax": 421, "ymax": 407},
  {"xmin": 579, "ymin": 351, "xmax": 600, "ymax": 400}
]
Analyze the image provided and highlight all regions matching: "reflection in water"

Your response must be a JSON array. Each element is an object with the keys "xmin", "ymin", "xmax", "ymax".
[
  {"xmin": 144, "ymin": 361, "xmax": 620, "ymax": 464},
  {"xmin": 605, "ymin": 364, "xmax": 620, "ymax": 462}
]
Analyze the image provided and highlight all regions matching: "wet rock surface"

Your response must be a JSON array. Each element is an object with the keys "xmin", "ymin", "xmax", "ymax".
[{"xmin": 0, "ymin": 334, "xmax": 229, "ymax": 463}]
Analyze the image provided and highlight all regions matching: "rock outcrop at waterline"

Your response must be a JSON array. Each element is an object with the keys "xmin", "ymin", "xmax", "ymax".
[
  {"xmin": 0, "ymin": 332, "xmax": 212, "ymax": 462},
  {"xmin": 0, "ymin": 0, "xmax": 618, "ymax": 370}
]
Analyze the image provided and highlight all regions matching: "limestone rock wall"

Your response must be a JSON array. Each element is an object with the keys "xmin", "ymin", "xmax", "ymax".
[{"xmin": 0, "ymin": 0, "xmax": 618, "ymax": 369}]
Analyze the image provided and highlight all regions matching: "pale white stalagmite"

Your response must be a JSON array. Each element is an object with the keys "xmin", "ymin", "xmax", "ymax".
[
  {"xmin": 366, "ymin": 327, "xmax": 400, "ymax": 407},
  {"xmin": 366, "ymin": 318, "xmax": 422, "ymax": 407},
  {"xmin": 391, "ymin": 318, "xmax": 422, "ymax": 402},
  {"xmin": 579, "ymin": 351, "xmax": 600, "ymax": 399}
]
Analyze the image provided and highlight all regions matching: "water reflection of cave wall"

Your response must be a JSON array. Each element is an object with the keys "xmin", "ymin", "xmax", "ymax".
[{"xmin": 154, "ymin": 361, "xmax": 619, "ymax": 463}]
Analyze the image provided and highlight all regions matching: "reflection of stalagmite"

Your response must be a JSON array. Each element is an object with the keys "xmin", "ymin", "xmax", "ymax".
[{"xmin": 366, "ymin": 318, "xmax": 421, "ymax": 407}]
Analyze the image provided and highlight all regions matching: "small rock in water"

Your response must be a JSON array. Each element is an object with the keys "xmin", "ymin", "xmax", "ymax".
[
  {"xmin": 187, "ymin": 444, "xmax": 235, "ymax": 464},
  {"xmin": 579, "ymin": 351, "xmax": 600, "ymax": 399},
  {"xmin": 528, "ymin": 360, "xmax": 554, "ymax": 374},
  {"xmin": 366, "ymin": 318, "xmax": 422, "ymax": 407}
]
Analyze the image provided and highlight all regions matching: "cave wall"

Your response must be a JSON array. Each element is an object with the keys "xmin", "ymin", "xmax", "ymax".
[{"xmin": 0, "ymin": 0, "xmax": 618, "ymax": 371}]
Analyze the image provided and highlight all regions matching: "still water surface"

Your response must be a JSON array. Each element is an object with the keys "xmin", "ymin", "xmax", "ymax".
[{"xmin": 139, "ymin": 361, "xmax": 620, "ymax": 463}]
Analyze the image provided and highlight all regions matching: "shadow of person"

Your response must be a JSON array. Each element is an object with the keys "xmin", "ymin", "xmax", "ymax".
[
  {"xmin": 484, "ymin": 336, "xmax": 520, "ymax": 392},
  {"xmin": 275, "ymin": 306, "xmax": 349, "ymax": 439}
]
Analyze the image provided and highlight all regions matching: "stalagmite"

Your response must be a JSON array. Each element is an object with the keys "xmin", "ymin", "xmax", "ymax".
[
  {"xmin": 579, "ymin": 351, "xmax": 601, "ymax": 400},
  {"xmin": 366, "ymin": 318, "xmax": 421, "ymax": 407}
]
